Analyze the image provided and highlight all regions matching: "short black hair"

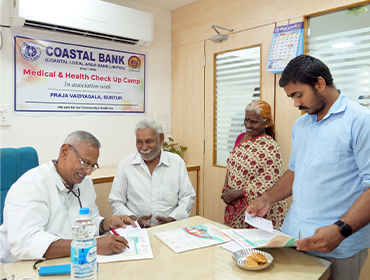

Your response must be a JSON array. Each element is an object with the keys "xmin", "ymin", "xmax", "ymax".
[{"xmin": 279, "ymin": 55, "xmax": 334, "ymax": 88}]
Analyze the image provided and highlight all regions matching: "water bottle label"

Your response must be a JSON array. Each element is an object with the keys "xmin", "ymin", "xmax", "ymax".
[{"xmin": 71, "ymin": 245, "xmax": 97, "ymax": 265}]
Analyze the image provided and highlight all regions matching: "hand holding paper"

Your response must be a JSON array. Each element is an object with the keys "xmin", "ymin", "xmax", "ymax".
[
  {"xmin": 114, "ymin": 221, "xmax": 142, "ymax": 237},
  {"xmin": 245, "ymin": 212, "xmax": 273, "ymax": 233}
]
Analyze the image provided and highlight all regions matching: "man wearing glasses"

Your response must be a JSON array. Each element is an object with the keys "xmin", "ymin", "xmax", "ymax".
[{"xmin": 0, "ymin": 130, "xmax": 135, "ymax": 264}]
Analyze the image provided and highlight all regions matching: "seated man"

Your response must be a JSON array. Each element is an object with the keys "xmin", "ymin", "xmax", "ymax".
[
  {"xmin": 109, "ymin": 118, "xmax": 196, "ymax": 228},
  {"xmin": 0, "ymin": 130, "xmax": 135, "ymax": 264}
]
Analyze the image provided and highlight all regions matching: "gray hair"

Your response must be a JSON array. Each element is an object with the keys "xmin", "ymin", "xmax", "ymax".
[
  {"xmin": 63, "ymin": 130, "xmax": 101, "ymax": 149},
  {"xmin": 245, "ymin": 100, "xmax": 270, "ymax": 123},
  {"xmin": 135, "ymin": 118, "xmax": 164, "ymax": 137}
]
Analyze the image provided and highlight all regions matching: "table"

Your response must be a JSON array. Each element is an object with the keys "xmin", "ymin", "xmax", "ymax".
[{"xmin": 0, "ymin": 216, "xmax": 330, "ymax": 280}]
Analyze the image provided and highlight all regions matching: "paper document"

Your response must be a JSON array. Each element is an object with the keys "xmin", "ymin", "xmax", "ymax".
[
  {"xmin": 155, "ymin": 224, "xmax": 231, "ymax": 253},
  {"xmin": 245, "ymin": 213, "xmax": 273, "ymax": 233},
  {"xmin": 115, "ymin": 221, "xmax": 142, "ymax": 237},
  {"xmin": 219, "ymin": 241, "xmax": 244, "ymax": 253},
  {"xmin": 97, "ymin": 222, "xmax": 153, "ymax": 263},
  {"xmin": 223, "ymin": 228, "xmax": 296, "ymax": 249}
]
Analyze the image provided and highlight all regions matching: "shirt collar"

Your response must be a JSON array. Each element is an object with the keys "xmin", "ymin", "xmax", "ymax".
[
  {"xmin": 48, "ymin": 160, "xmax": 79, "ymax": 193},
  {"xmin": 308, "ymin": 89, "xmax": 347, "ymax": 122}
]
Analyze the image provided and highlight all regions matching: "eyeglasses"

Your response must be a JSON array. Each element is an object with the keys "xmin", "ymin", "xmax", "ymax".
[{"xmin": 68, "ymin": 144, "xmax": 99, "ymax": 172}]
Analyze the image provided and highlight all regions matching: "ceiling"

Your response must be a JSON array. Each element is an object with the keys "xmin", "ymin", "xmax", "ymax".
[{"xmin": 129, "ymin": 0, "xmax": 199, "ymax": 11}]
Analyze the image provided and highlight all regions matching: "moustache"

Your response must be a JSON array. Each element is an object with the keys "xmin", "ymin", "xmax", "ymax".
[{"xmin": 299, "ymin": 106, "xmax": 308, "ymax": 110}]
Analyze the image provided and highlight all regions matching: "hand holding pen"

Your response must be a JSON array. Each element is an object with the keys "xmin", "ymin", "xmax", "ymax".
[
  {"xmin": 97, "ymin": 215, "xmax": 135, "ymax": 253},
  {"xmin": 110, "ymin": 227, "xmax": 130, "ymax": 249},
  {"xmin": 96, "ymin": 233, "xmax": 129, "ymax": 255}
]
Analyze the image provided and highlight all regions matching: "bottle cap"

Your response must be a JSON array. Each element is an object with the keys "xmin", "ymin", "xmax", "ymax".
[{"xmin": 79, "ymin": 207, "xmax": 90, "ymax": 215}]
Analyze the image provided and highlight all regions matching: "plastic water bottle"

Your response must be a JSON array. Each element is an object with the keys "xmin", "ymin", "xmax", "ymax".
[{"xmin": 71, "ymin": 207, "xmax": 98, "ymax": 280}]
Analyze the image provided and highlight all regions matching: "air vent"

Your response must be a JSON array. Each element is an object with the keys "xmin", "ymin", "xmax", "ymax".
[{"xmin": 24, "ymin": 20, "xmax": 139, "ymax": 45}]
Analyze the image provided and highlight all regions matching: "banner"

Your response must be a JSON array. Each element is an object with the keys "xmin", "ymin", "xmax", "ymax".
[{"xmin": 14, "ymin": 35, "xmax": 146, "ymax": 113}]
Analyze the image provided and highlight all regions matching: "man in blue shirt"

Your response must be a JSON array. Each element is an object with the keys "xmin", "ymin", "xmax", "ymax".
[{"xmin": 247, "ymin": 55, "xmax": 370, "ymax": 280}]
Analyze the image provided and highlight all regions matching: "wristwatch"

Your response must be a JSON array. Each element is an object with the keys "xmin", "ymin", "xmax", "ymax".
[
  {"xmin": 100, "ymin": 218, "xmax": 108, "ymax": 233},
  {"xmin": 334, "ymin": 220, "xmax": 352, "ymax": 238}
]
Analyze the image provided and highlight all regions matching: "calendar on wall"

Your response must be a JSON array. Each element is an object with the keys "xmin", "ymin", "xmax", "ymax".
[{"xmin": 266, "ymin": 22, "xmax": 304, "ymax": 74}]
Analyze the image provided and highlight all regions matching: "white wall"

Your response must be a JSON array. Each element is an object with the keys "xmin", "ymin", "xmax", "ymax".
[{"xmin": 0, "ymin": 0, "xmax": 172, "ymax": 167}]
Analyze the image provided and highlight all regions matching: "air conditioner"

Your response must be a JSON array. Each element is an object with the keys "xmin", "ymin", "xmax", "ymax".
[{"xmin": 10, "ymin": 0, "xmax": 154, "ymax": 46}]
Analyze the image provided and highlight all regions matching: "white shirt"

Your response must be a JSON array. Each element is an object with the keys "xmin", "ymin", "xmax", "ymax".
[
  {"xmin": 0, "ymin": 161, "xmax": 102, "ymax": 264},
  {"xmin": 109, "ymin": 151, "xmax": 196, "ymax": 226}
]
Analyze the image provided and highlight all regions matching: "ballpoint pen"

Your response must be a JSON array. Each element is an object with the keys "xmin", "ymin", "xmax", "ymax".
[{"xmin": 110, "ymin": 227, "xmax": 130, "ymax": 249}]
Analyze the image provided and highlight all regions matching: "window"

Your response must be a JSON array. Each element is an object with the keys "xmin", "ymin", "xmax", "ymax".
[
  {"xmin": 308, "ymin": 4, "xmax": 370, "ymax": 108},
  {"xmin": 214, "ymin": 46, "xmax": 261, "ymax": 166}
]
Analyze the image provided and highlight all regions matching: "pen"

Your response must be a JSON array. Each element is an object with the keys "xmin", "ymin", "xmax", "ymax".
[{"xmin": 110, "ymin": 227, "xmax": 130, "ymax": 249}]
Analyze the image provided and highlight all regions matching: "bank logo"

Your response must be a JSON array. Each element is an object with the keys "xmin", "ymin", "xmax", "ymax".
[
  {"xmin": 128, "ymin": 56, "xmax": 141, "ymax": 72},
  {"xmin": 20, "ymin": 41, "xmax": 41, "ymax": 62}
]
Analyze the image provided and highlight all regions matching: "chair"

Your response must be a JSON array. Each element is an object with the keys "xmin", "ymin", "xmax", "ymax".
[{"xmin": 0, "ymin": 147, "xmax": 39, "ymax": 225}]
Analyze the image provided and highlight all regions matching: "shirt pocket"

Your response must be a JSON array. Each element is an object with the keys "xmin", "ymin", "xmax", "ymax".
[
  {"xmin": 310, "ymin": 139, "xmax": 341, "ymax": 170},
  {"xmin": 158, "ymin": 183, "xmax": 177, "ymax": 206}
]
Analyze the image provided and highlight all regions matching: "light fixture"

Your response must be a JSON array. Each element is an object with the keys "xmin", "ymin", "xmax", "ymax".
[{"xmin": 331, "ymin": 42, "xmax": 354, "ymax": 48}]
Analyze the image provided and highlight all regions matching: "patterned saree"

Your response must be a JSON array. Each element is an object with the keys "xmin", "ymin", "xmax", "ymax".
[{"xmin": 223, "ymin": 134, "xmax": 287, "ymax": 230}]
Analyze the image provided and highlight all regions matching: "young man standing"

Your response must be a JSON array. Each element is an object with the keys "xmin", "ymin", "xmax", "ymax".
[{"xmin": 247, "ymin": 55, "xmax": 370, "ymax": 280}]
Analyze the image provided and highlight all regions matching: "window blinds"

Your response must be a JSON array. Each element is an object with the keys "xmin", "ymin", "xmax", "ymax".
[
  {"xmin": 308, "ymin": 18, "xmax": 370, "ymax": 108},
  {"xmin": 214, "ymin": 47, "xmax": 261, "ymax": 166}
]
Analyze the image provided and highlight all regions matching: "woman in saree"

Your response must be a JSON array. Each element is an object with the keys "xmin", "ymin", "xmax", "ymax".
[{"xmin": 221, "ymin": 100, "xmax": 287, "ymax": 229}]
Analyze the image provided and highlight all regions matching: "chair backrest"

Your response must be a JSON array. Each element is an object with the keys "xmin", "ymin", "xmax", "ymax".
[{"xmin": 0, "ymin": 147, "xmax": 39, "ymax": 224}]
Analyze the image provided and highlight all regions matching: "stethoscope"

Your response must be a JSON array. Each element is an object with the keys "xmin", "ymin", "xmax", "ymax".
[
  {"xmin": 65, "ymin": 182, "xmax": 82, "ymax": 208},
  {"xmin": 54, "ymin": 160, "xmax": 82, "ymax": 208}
]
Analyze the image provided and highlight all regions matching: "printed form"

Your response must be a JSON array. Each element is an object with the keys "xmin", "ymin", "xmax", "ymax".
[{"xmin": 97, "ymin": 221, "xmax": 153, "ymax": 263}]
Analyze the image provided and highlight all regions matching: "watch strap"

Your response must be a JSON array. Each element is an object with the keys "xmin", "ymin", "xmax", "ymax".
[
  {"xmin": 100, "ymin": 217, "xmax": 108, "ymax": 233},
  {"xmin": 334, "ymin": 220, "xmax": 352, "ymax": 238}
]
